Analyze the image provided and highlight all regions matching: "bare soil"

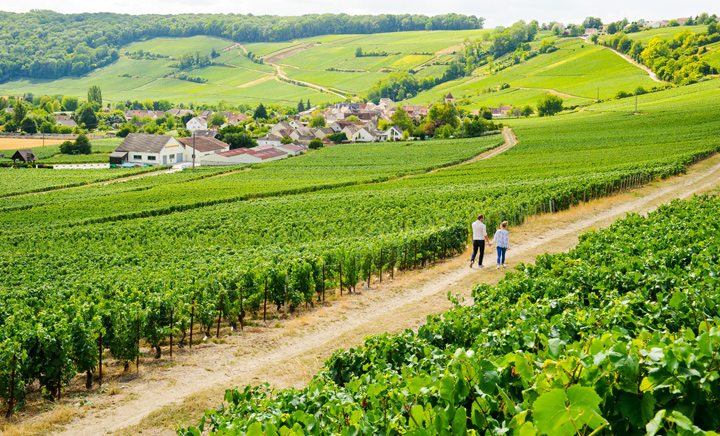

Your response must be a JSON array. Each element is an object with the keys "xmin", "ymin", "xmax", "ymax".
[
  {"xmin": 0, "ymin": 138, "xmax": 66, "ymax": 150},
  {"xmin": 3, "ymin": 153, "xmax": 720, "ymax": 436}
]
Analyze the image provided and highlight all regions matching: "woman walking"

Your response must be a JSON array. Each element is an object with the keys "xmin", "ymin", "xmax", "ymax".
[{"xmin": 492, "ymin": 221, "xmax": 509, "ymax": 269}]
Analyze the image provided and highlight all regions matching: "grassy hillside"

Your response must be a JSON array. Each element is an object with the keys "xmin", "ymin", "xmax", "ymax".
[{"xmin": 0, "ymin": 28, "xmax": 709, "ymax": 109}]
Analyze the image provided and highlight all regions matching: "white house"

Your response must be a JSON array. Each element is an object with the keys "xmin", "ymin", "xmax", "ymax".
[
  {"xmin": 178, "ymin": 136, "xmax": 230, "ymax": 163},
  {"xmin": 382, "ymin": 126, "xmax": 404, "ymax": 141},
  {"xmin": 186, "ymin": 117, "xmax": 208, "ymax": 132},
  {"xmin": 270, "ymin": 121, "xmax": 294, "ymax": 135},
  {"xmin": 352, "ymin": 127, "xmax": 378, "ymax": 143},
  {"xmin": 257, "ymin": 134, "xmax": 283, "ymax": 147},
  {"xmin": 113, "ymin": 133, "xmax": 187, "ymax": 166}
]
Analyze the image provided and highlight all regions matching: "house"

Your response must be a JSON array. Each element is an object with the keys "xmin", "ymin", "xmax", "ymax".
[
  {"xmin": 271, "ymin": 121, "xmax": 294, "ymax": 135},
  {"xmin": 677, "ymin": 17, "xmax": 691, "ymax": 26},
  {"xmin": 257, "ymin": 134, "xmax": 283, "ymax": 147},
  {"xmin": 186, "ymin": 117, "xmax": 208, "ymax": 132},
  {"xmin": 252, "ymin": 147, "xmax": 288, "ymax": 161},
  {"xmin": 352, "ymin": 127, "xmax": 378, "ymax": 143},
  {"xmin": 382, "ymin": 126, "xmax": 404, "ymax": 141},
  {"xmin": 277, "ymin": 143, "xmax": 307, "ymax": 156},
  {"xmin": 379, "ymin": 98, "xmax": 394, "ymax": 106},
  {"xmin": 4, "ymin": 107, "xmax": 13, "ymax": 114},
  {"xmin": 584, "ymin": 28, "xmax": 598, "ymax": 36},
  {"xmin": 444, "ymin": 93, "xmax": 456, "ymax": 105},
  {"xmin": 178, "ymin": 136, "xmax": 230, "ymax": 162},
  {"xmin": 11, "ymin": 149, "xmax": 37, "ymax": 163},
  {"xmin": 312, "ymin": 127, "xmax": 335, "ymax": 139},
  {"xmin": 192, "ymin": 130, "xmax": 219, "ymax": 138},
  {"xmin": 113, "ymin": 133, "xmax": 187, "ymax": 166},
  {"xmin": 222, "ymin": 112, "xmax": 248, "ymax": 123},
  {"xmin": 166, "ymin": 108, "xmax": 194, "ymax": 117},
  {"xmin": 56, "ymin": 119, "xmax": 77, "ymax": 128},
  {"xmin": 202, "ymin": 148, "xmax": 264, "ymax": 165}
]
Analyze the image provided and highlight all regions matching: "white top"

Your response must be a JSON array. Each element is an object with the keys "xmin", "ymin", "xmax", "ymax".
[
  {"xmin": 472, "ymin": 220, "xmax": 487, "ymax": 240},
  {"xmin": 492, "ymin": 229, "xmax": 510, "ymax": 248}
]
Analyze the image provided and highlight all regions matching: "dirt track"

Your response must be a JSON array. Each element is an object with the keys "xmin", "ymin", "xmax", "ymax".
[{"xmin": 4, "ymin": 153, "xmax": 720, "ymax": 436}]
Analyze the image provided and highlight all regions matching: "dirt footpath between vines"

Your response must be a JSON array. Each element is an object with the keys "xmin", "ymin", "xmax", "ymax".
[{"xmin": 5, "ymin": 155, "xmax": 720, "ymax": 436}]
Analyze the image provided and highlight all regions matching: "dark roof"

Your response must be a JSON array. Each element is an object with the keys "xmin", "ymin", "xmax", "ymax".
[
  {"xmin": 178, "ymin": 136, "xmax": 229, "ymax": 153},
  {"xmin": 12, "ymin": 149, "xmax": 37, "ymax": 162},
  {"xmin": 193, "ymin": 130, "xmax": 219, "ymax": 138},
  {"xmin": 110, "ymin": 151, "xmax": 128, "ymax": 158},
  {"xmin": 116, "ymin": 133, "xmax": 176, "ymax": 153}
]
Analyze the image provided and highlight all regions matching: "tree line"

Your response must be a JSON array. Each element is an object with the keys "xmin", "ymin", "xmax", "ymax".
[{"xmin": 0, "ymin": 10, "xmax": 483, "ymax": 83}]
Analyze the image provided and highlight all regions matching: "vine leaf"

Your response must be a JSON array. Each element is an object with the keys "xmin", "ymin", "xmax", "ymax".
[{"xmin": 533, "ymin": 386, "xmax": 607, "ymax": 435}]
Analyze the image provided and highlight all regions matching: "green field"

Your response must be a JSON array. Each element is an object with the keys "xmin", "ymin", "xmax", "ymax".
[
  {"xmin": 405, "ymin": 39, "xmax": 660, "ymax": 108},
  {"xmin": 1, "ymin": 76, "xmax": 720, "ymax": 426}
]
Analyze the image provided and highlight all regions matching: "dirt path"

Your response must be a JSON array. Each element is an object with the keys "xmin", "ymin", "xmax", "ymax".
[
  {"xmin": 514, "ymin": 86, "xmax": 595, "ymax": 101},
  {"xmin": 604, "ymin": 45, "xmax": 666, "ymax": 83},
  {"xmin": 272, "ymin": 64, "xmax": 347, "ymax": 99},
  {"xmin": 7, "ymin": 155, "xmax": 720, "ymax": 436},
  {"xmin": 428, "ymin": 128, "xmax": 516, "ymax": 172}
]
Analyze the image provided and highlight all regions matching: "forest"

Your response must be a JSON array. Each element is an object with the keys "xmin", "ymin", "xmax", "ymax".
[{"xmin": 0, "ymin": 10, "xmax": 483, "ymax": 82}]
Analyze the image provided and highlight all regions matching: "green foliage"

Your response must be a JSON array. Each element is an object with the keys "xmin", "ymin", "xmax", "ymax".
[
  {"xmin": 326, "ymin": 132, "xmax": 347, "ymax": 143},
  {"xmin": 428, "ymin": 102, "xmax": 460, "ymax": 128},
  {"xmin": 12, "ymin": 101, "xmax": 26, "ymax": 125},
  {"xmin": 309, "ymin": 116, "xmax": 326, "ymax": 128},
  {"xmin": 59, "ymin": 134, "xmax": 92, "ymax": 155},
  {"xmin": 75, "ymin": 104, "xmax": 98, "ymax": 130},
  {"xmin": 224, "ymin": 132, "xmax": 258, "ymax": 150},
  {"xmin": 61, "ymin": 96, "xmax": 78, "ymax": 112},
  {"xmin": 308, "ymin": 138, "xmax": 323, "ymax": 149},
  {"xmin": 19, "ymin": 117, "xmax": 37, "ymax": 134},
  {"xmin": 180, "ymin": 194, "xmax": 720, "ymax": 435},
  {"xmin": 87, "ymin": 85, "xmax": 102, "ymax": 106},
  {"xmin": 253, "ymin": 103, "xmax": 268, "ymax": 121},
  {"xmin": 0, "ymin": 11, "xmax": 482, "ymax": 82},
  {"xmin": 536, "ymin": 94, "xmax": 563, "ymax": 116}
]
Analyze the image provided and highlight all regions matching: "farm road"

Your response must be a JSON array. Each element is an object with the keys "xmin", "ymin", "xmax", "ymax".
[{"xmin": 34, "ymin": 154, "xmax": 720, "ymax": 436}]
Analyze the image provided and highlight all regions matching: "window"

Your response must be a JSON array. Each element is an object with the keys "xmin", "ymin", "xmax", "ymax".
[
  {"xmin": 133, "ymin": 155, "xmax": 142, "ymax": 160},
  {"xmin": 148, "ymin": 156, "xmax": 156, "ymax": 161},
  {"xmin": 169, "ymin": 154, "xmax": 175, "ymax": 161}
]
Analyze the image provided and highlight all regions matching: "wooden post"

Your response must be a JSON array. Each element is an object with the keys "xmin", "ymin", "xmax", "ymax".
[
  {"xmin": 216, "ymin": 294, "xmax": 224, "ymax": 338},
  {"xmin": 339, "ymin": 260, "xmax": 343, "ymax": 296},
  {"xmin": 6, "ymin": 354, "xmax": 16, "ymax": 418},
  {"xmin": 169, "ymin": 307, "xmax": 173, "ymax": 358},
  {"xmin": 98, "ymin": 331, "xmax": 103, "ymax": 386},
  {"xmin": 391, "ymin": 247, "xmax": 395, "ymax": 279},
  {"xmin": 263, "ymin": 277, "xmax": 268, "ymax": 323},
  {"xmin": 379, "ymin": 249, "xmax": 383, "ymax": 284},
  {"xmin": 322, "ymin": 263, "xmax": 326, "ymax": 302},
  {"xmin": 189, "ymin": 303, "xmax": 195, "ymax": 349},
  {"xmin": 136, "ymin": 323, "xmax": 140, "ymax": 376},
  {"xmin": 239, "ymin": 287, "xmax": 244, "ymax": 331}
]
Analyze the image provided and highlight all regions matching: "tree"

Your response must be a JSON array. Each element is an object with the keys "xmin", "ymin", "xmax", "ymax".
[
  {"xmin": 281, "ymin": 135, "xmax": 293, "ymax": 144},
  {"xmin": 297, "ymin": 100, "xmax": 305, "ymax": 112},
  {"xmin": 309, "ymin": 116, "xmax": 326, "ymax": 128},
  {"xmin": 539, "ymin": 39, "xmax": 557, "ymax": 53},
  {"xmin": 346, "ymin": 115, "xmax": 360, "ymax": 122},
  {"xmin": 582, "ymin": 17, "xmax": 603, "ymax": 29},
  {"xmin": 326, "ymin": 132, "xmax": 347, "ymax": 143},
  {"xmin": 521, "ymin": 105, "xmax": 534, "ymax": 117},
  {"xmin": 40, "ymin": 121, "xmax": 54, "ymax": 133},
  {"xmin": 60, "ymin": 134, "xmax": 92, "ymax": 154},
  {"xmin": 590, "ymin": 34, "xmax": 599, "ymax": 44},
  {"xmin": 224, "ymin": 132, "xmax": 257, "ymax": 149},
  {"xmin": 253, "ymin": 103, "xmax": 268, "ymax": 120},
  {"xmin": 88, "ymin": 85, "xmax": 102, "ymax": 106},
  {"xmin": 62, "ymin": 96, "xmax": 79, "ymax": 112},
  {"xmin": 355, "ymin": 47, "xmax": 363, "ymax": 57},
  {"xmin": 75, "ymin": 104, "xmax": 98, "ymax": 130},
  {"xmin": 607, "ymin": 22, "xmax": 618, "ymax": 34},
  {"xmin": 116, "ymin": 123, "xmax": 138, "ymax": 138},
  {"xmin": 537, "ymin": 95, "xmax": 563, "ymax": 116},
  {"xmin": 210, "ymin": 113, "xmax": 226, "ymax": 127},
  {"xmin": 306, "ymin": 99, "xmax": 311, "ymax": 110},
  {"xmin": 709, "ymin": 22, "xmax": 719, "ymax": 35},
  {"xmin": 669, "ymin": 19, "xmax": 680, "ymax": 27},
  {"xmin": 390, "ymin": 106, "xmax": 413, "ymax": 132},
  {"xmin": 12, "ymin": 101, "xmax": 26, "ymax": 125},
  {"xmin": 20, "ymin": 117, "xmax": 37, "ymax": 133},
  {"xmin": 3, "ymin": 120, "xmax": 17, "ymax": 133},
  {"xmin": 308, "ymin": 138, "xmax": 323, "ymax": 149},
  {"xmin": 463, "ymin": 117, "xmax": 486, "ymax": 137},
  {"xmin": 428, "ymin": 102, "xmax": 460, "ymax": 128}
]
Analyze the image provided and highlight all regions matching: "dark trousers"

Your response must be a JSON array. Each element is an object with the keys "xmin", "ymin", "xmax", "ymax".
[{"xmin": 471, "ymin": 240, "xmax": 485, "ymax": 265}]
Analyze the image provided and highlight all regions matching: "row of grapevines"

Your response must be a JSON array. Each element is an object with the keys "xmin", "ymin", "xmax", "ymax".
[
  {"xmin": 0, "ymin": 224, "xmax": 467, "ymax": 415},
  {"xmin": 180, "ymin": 194, "xmax": 720, "ymax": 436}
]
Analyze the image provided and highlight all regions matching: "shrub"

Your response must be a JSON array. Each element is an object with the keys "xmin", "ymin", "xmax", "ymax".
[{"xmin": 309, "ymin": 138, "xmax": 323, "ymax": 150}]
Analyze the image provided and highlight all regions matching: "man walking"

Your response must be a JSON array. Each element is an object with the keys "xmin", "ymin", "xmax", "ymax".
[{"xmin": 470, "ymin": 214, "xmax": 492, "ymax": 268}]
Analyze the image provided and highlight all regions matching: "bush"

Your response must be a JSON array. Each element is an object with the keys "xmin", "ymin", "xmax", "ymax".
[
  {"xmin": 615, "ymin": 90, "xmax": 632, "ymax": 99},
  {"xmin": 309, "ymin": 138, "xmax": 323, "ymax": 149},
  {"xmin": 59, "ymin": 134, "xmax": 92, "ymax": 155},
  {"xmin": 537, "ymin": 95, "xmax": 563, "ymax": 117},
  {"xmin": 326, "ymin": 132, "xmax": 347, "ymax": 143}
]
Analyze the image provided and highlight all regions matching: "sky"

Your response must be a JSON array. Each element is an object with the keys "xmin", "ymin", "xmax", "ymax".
[{"xmin": 2, "ymin": 0, "xmax": 717, "ymax": 27}]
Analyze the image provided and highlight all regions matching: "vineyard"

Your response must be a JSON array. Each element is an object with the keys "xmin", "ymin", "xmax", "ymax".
[
  {"xmin": 1, "ymin": 79, "xmax": 720, "ymax": 425},
  {"xmin": 180, "ymin": 193, "xmax": 720, "ymax": 435}
]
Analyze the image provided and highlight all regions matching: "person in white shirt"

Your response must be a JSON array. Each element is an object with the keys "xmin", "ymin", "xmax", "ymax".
[
  {"xmin": 492, "ymin": 221, "xmax": 510, "ymax": 269},
  {"xmin": 470, "ymin": 214, "xmax": 492, "ymax": 268}
]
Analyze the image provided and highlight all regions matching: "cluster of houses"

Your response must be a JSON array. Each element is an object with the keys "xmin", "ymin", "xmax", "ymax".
[
  {"xmin": 110, "ymin": 133, "xmax": 308, "ymax": 167},
  {"xmin": 582, "ymin": 17, "xmax": 694, "ymax": 37}
]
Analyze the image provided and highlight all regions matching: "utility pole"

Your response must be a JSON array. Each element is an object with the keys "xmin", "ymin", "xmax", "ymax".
[{"xmin": 192, "ymin": 132, "xmax": 196, "ymax": 171}]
